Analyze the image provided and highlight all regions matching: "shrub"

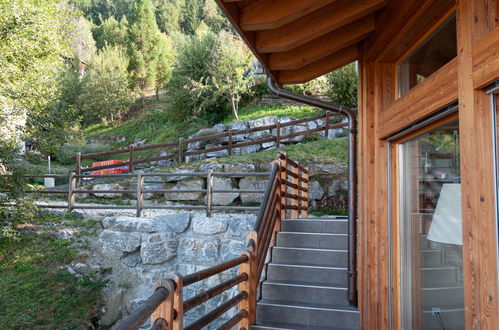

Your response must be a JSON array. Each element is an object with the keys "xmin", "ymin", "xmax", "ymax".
[{"xmin": 326, "ymin": 62, "xmax": 358, "ymax": 109}]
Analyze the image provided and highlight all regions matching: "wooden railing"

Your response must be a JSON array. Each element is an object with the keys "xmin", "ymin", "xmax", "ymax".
[
  {"xmin": 0, "ymin": 171, "xmax": 271, "ymax": 217},
  {"xmin": 72, "ymin": 112, "xmax": 346, "ymax": 175},
  {"xmin": 118, "ymin": 153, "xmax": 308, "ymax": 329}
]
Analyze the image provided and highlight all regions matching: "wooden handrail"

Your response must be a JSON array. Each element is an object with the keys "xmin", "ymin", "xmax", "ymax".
[
  {"xmin": 72, "ymin": 112, "xmax": 346, "ymax": 174},
  {"xmin": 119, "ymin": 153, "xmax": 309, "ymax": 329}
]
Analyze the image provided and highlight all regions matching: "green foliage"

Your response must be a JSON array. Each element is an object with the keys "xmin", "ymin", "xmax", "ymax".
[
  {"xmin": 154, "ymin": 0, "xmax": 184, "ymax": 33},
  {"xmin": 154, "ymin": 33, "xmax": 175, "ymax": 98},
  {"xmin": 92, "ymin": 15, "xmax": 128, "ymax": 49},
  {"xmin": 55, "ymin": 143, "xmax": 109, "ymax": 165},
  {"xmin": 79, "ymin": 45, "xmax": 134, "ymax": 124},
  {"xmin": 222, "ymin": 105, "xmax": 322, "ymax": 124},
  {"xmin": 67, "ymin": 15, "xmax": 97, "ymax": 63},
  {"xmin": 285, "ymin": 76, "xmax": 330, "ymax": 97},
  {"xmin": 181, "ymin": 0, "xmax": 203, "ymax": 34},
  {"xmin": 326, "ymin": 62, "xmax": 358, "ymax": 109},
  {"xmin": 127, "ymin": 0, "xmax": 161, "ymax": 98}
]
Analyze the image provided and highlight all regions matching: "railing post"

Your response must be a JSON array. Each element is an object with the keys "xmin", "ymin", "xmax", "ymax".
[
  {"xmin": 167, "ymin": 274, "xmax": 183, "ymax": 330},
  {"xmin": 276, "ymin": 121, "xmax": 281, "ymax": 147},
  {"xmin": 136, "ymin": 171, "xmax": 143, "ymax": 217},
  {"xmin": 279, "ymin": 154, "xmax": 287, "ymax": 222},
  {"xmin": 289, "ymin": 165, "xmax": 300, "ymax": 219},
  {"xmin": 75, "ymin": 152, "xmax": 81, "ymax": 187},
  {"xmin": 129, "ymin": 145, "xmax": 135, "ymax": 173},
  {"xmin": 228, "ymin": 130, "xmax": 233, "ymax": 156},
  {"xmin": 68, "ymin": 172, "xmax": 76, "ymax": 212},
  {"xmin": 300, "ymin": 170, "xmax": 309, "ymax": 218},
  {"xmin": 151, "ymin": 279, "xmax": 175, "ymax": 330},
  {"xmin": 324, "ymin": 111, "xmax": 330, "ymax": 140},
  {"xmin": 238, "ymin": 231, "xmax": 258, "ymax": 329},
  {"xmin": 206, "ymin": 171, "xmax": 213, "ymax": 217},
  {"xmin": 178, "ymin": 138, "xmax": 183, "ymax": 165}
]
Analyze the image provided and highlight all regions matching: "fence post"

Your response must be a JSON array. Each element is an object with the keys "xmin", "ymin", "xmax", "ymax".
[
  {"xmin": 129, "ymin": 145, "xmax": 135, "ymax": 173},
  {"xmin": 151, "ymin": 279, "xmax": 175, "ymax": 330},
  {"xmin": 276, "ymin": 121, "xmax": 281, "ymax": 147},
  {"xmin": 289, "ymin": 164, "xmax": 300, "ymax": 219},
  {"xmin": 228, "ymin": 130, "xmax": 233, "ymax": 156},
  {"xmin": 206, "ymin": 171, "xmax": 213, "ymax": 217},
  {"xmin": 178, "ymin": 138, "xmax": 183, "ymax": 165},
  {"xmin": 324, "ymin": 111, "xmax": 330, "ymax": 140},
  {"xmin": 300, "ymin": 170, "xmax": 309, "ymax": 218},
  {"xmin": 279, "ymin": 154, "xmax": 287, "ymax": 224},
  {"xmin": 75, "ymin": 152, "xmax": 81, "ymax": 187},
  {"xmin": 238, "ymin": 231, "xmax": 258, "ymax": 328},
  {"xmin": 68, "ymin": 172, "xmax": 76, "ymax": 212},
  {"xmin": 136, "ymin": 171, "xmax": 143, "ymax": 217}
]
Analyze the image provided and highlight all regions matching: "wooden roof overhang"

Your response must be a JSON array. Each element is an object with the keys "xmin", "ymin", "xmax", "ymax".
[{"xmin": 215, "ymin": 0, "xmax": 456, "ymax": 86}]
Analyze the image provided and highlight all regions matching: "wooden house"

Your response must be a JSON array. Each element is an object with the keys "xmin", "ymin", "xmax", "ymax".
[{"xmin": 214, "ymin": 0, "xmax": 499, "ymax": 329}]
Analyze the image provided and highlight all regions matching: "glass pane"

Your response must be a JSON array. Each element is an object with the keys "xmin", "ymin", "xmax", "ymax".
[
  {"xmin": 399, "ymin": 118, "xmax": 464, "ymax": 330},
  {"xmin": 398, "ymin": 15, "xmax": 457, "ymax": 97}
]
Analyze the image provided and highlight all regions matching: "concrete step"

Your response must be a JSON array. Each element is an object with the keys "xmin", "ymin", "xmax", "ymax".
[
  {"xmin": 422, "ymin": 249, "xmax": 444, "ymax": 267},
  {"xmin": 276, "ymin": 232, "xmax": 348, "ymax": 250},
  {"xmin": 271, "ymin": 247, "xmax": 348, "ymax": 267},
  {"xmin": 261, "ymin": 280, "xmax": 349, "ymax": 306},
  {"xmin": 421, "ymin": 267, "xmax": 458, "ymax": 287},
  {"xmin": 281, "ymin": 219, "xmax": 348, "ymax": 234},
  {"xmin": 256, "ymin": 299, "xmax": 360, "ymax": 329},
  {"xmin": 252, "ymin": 320, "xmax": 354, "ymax": 330},
  {"xmin": 422, "ymin": 286, "xmax": 464, "ymax": 309},
  {"xmin": 266, "ymin": 263, "xmax": 348, "ymax": 287}
]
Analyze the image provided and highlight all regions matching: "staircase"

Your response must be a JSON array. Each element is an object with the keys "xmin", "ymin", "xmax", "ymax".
[{"xmin": 253, "ymin": 216, "xmax": 360, "ymax": 330}]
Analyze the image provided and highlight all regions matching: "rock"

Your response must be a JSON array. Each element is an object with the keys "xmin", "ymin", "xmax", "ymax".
[
  {"xmin": 54, "ymin": 228, "xmax": 77, "ymax": 241},
  {"xmin": 140, "ymin": 232, "xmax": 178, "ymax": 264},
  {"xmin": 192, "ymin": 215, "xmax": 228, "ymax": 235},
  {"xmin": 239, "ymin": 178, "xmax": 267, "ymax": 204},
  {"xmin": 233, "ymin": 144, "xmax": 261, "ymax": 155},
  {"xmin": 248, "ymin": 116, "xmax": 278, "ymax": 128},
  {"xmin": 228, "ymin": 121, "xmax": 248, "ymax": 131},
  {"xmin": 212, "ymin": 123, "xmax": 227, "ymax": 132},
  {"xmin": 98, "ymin": 230, "xmax": 142, "ymax": 259},
  {"xmin": 280, "ymin": 125, "xmax": 308, "ymax": 143},
  {"xmin": 102, "ymin": 216, "xmax": 159, "ymax": 232},
  {"xmin": 227, "ymin": 215, "xmax": 256, "ymax": 237},
  {"xmin": 179, "ymin": 238, "xmax": 220, "ymax": 262},
  {"xmin": 188, "ymin": 140, "xmax": 205, "ymax": 150},
  {"xmin": 71, "ymin": 262, "xmax": 89, "ymax": 274},
  {"xmin": 205, "ymin": 145, "xmax": 228, "ymax": 158},
  {"xmin": 308, "ymin": 163, "xmax": 347, "ymax": 176},
  {"xmin": 221, "ymin": 240, "xmax": 245, "ymax": 261},
  {"xmin": 307, "ymin": 121, "xmax": 319, "ymax": 130},
  {"xmin": 224, "ymin": 163, "xmax": 255, "ymax": 173},
  {"xmin": 165, "ymin": 179, "xmax": 204, "ymax": 201},
  {"xmin": 122, "ymin": 251, "xmax": 141, "ymax": 267},
  {"xmin": 133, "ymin": 139, "xmax": 146, "ymax": 146},
  {"xmin": 247, "ymin": 130, "xmax": 271, "ymax": 140},
  {"xmin": 75, "ymin": 186, "xmax": 90, "ymax": 199},
  {"xmin": 211, "ymin": 177, "xmax": 238, "ymax": 206},
  {"xmin": 327, "ymin": 181, "xmax": 348, "ymax": 194},
  {"xmin": 308, "ymin": 181, "xmax": 325, "ymax": 200},
  {"xmin": 164, "ymin": 168, "xmax": 196, "ymax": 182},
  {"xmin": 158, "ymin": 151, "xmax": 174, "ymax": 167},
  {"xmin": 100, "ymin": 289, "xmax": 124, "ymax": 327},
  {"xmin": 199, "ymin": 163, "xmax": 224, "ymax": 172},
  {"xmin": 261, "ymin": 142, "xmax": 284, "ymax": 149},
  {"xmin": 91, "ymin": 183, "xmax": 125, "ymax": 198},
  {"xmin": 155, "ymin": 213, "xmax": 191, "ymax": 233}
]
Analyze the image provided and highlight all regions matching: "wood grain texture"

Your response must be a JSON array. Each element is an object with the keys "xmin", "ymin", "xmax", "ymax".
[{"xmin": 473, "ymin": 26, "xmax": 499, "ymax": 88}]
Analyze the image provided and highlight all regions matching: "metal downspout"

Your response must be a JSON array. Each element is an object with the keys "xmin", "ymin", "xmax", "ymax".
[{"xmin": 267, "ymin": 77, "xmax": 358, "ymax": 306}]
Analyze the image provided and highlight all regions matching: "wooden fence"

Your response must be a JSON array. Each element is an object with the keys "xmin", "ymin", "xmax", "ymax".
[
  {"xmin": 0, "ymin": 171, "xmax": 271, "ymax": 217},
  {"xmin": 72, "ymin": 112, "xmax": 347, "ymax": 175},
  {"xmin": 117, "ymin": 153, "xmax": 309, "ymax": 329}
]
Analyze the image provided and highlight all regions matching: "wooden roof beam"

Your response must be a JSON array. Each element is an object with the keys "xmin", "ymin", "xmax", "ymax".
[
  {"xmin": 279, "ymin": 44, "xmax": 358, "ymax": 85},
  {"xmin": 255, "ymin": 0, "xmax": 389, "ymax": 53},
  {"xmin": 269, "ymin": 16, "xmax": 374, "ymax": 70},
  {"xmin": 240, "ymin": 0, "xmax": 339, "ymax": 31}
]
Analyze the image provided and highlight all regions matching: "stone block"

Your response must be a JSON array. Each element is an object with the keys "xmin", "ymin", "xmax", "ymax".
[
  {"xmin": 102, "ymin": 216, "xmax": 158, "ymax": 232},
  {"xmin": 247, "ymin": 130, "xmax": 272, "ymax": 140},
  {"xmin": 308, "ymin": 163, "xmax": 347, "ymax": 176},
  {"xmin": 140, "ymin": 232, "xmax": 178, "ymax": 264},
  {"xmin": 178, "ymin": 238, "xmax": 220, "ymax": 262},
  {"xmin": 221, "ymin": 240, "xmax": 245, "ymax": 261},
  {"xmin": 210, "ymin": 177, "xmax": 238, "ymax": 206},
  {"xmin": 98, "ymin": 230, "xmax": 142, "ymax": 259},
  {"xmin": 91, "ymin": 183, "xmax": 125, "ymax": 198},
  {"xmin": 239, "ymin": 177, "xmax": 267, "ymax": 204},
  {"xmin": 164, "ymin": 168, "xmax": 197, "ymax": 182},
  {"xmin": 233, "ymin": 144, "xmax": 260, "ymax": 155},
  {"xmin": 155, "ymin": 213, "xmax": 191, "ymax": 233},
  {"xmin": 165, "ymin": 179, "xmax": 205, "ymax": 201},
  {"xmin": 192, "ymin": 215, "xmax": 228, "ymax": 235},
  {"xmin": 205, "ymin": 145, "xmax": 229, "ymax": 158},
  {"xmin": 248, "ymin": 116, "xmax": 278, "ymax": 128},
  {"xmin": 224, "ymin": 163, "xmax": 255, "ymax": 173},
  {"xmin": 227, "ymin": 215, "xmax": 256, "ymax": 237},
  {"xmin": 199, "ymin": 163, "xmax": 224, "ymax": 172},
  {"xmin": 308, "ymin": 181, "xmax": 325, "ymax": 200},
  {"xmin": 229, "ymin": 121, "xmax": 248, "ymax": 131}
]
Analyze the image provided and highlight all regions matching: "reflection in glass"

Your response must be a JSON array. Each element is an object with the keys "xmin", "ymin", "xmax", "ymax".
[{"xmin": 399, "ymin": 118, "xmax": 464, "ymax": 330}]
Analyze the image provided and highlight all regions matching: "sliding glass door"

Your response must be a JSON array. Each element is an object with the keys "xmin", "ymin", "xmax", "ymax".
[{"xmin": 398, "ymin": 117, "xmax": 464, "ymax": 330}]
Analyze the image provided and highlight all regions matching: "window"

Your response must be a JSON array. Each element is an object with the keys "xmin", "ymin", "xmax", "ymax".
[
  {"xmin": 398, "ymin": 116, "xmax": 464, "ymax": 330},
  {"xmin": 398, "ymin": 15, "xmax": 457, "ymax": 97}
]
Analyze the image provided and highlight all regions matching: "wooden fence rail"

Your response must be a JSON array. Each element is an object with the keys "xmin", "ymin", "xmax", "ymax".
[
  {"xmin": 0, "ymin": 171, "xmax": 271, "ymax": 217},
  {"xmin": 72, "ymin": 112, "xmax": 347, "ymax": 174},
  {"xmin": 118, "ymin": 153, "xmax": 309, "ymax": 329}
]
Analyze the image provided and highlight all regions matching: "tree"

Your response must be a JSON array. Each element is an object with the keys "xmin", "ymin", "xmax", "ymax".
[
  {"xmin": 154, "ymin": 33, "xmax": 175, "ymax": 99},
  {"xmin": 154, "ymin": 0, "xmax": 184, "ymax": 33},
  {"xmin": 326, "ymin": 62, "xmax": 358, "ymax": 109},
  {"xmin": 92, "ymin": 15, "xmax": 128, "ymax": 50},
  {"xmin": 67, "ymin": 15, "xmax": 96, "ymax": 63},
  {"xmin": 126, "ymin": 0, "xmax": 160, "ymax": 103},
  {"xmin": 181, "ymin": 0, "xmax": 203, "ymax": 35},
  {"xmin": 78, "ymin": 45, "xmax": 133, "ymax": 124},
  {"xmin": 210, "ymin": 31, "xmax": 253, "ymax": 120}
]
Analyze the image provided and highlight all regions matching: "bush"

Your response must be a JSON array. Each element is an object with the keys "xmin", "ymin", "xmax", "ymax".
[
  {"xmin": 56, "ymin": 143, "xmax": 110, "ymax": 165},
  {"xmin": 326, "ymin": 62, "xmax": 358, "ymax": 109}
]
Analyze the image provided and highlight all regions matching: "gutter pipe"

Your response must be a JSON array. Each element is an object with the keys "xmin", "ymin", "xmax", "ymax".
[{"xmin": 267, "ymin": 77, "xmax": 358, "ymax": 307}]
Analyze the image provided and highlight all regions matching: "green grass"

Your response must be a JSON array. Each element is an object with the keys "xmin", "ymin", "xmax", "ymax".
[
  {"xmin": 0, "ymin": 214, "xmax": 104, "ymax": 329},
  {"xmin": 222, "ymin": 105, "xmax": 323, "ymax": 124}
]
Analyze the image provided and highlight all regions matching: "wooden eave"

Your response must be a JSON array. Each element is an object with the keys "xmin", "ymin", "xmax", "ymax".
[{"xmin": 215, "ymin": 0, "xmax": 390, "ymax": 85}]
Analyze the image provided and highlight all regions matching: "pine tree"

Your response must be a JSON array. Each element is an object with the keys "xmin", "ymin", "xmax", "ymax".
[{"xmin": 126, "ymin": 0, "xmax": 160, "ymax": 104}]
